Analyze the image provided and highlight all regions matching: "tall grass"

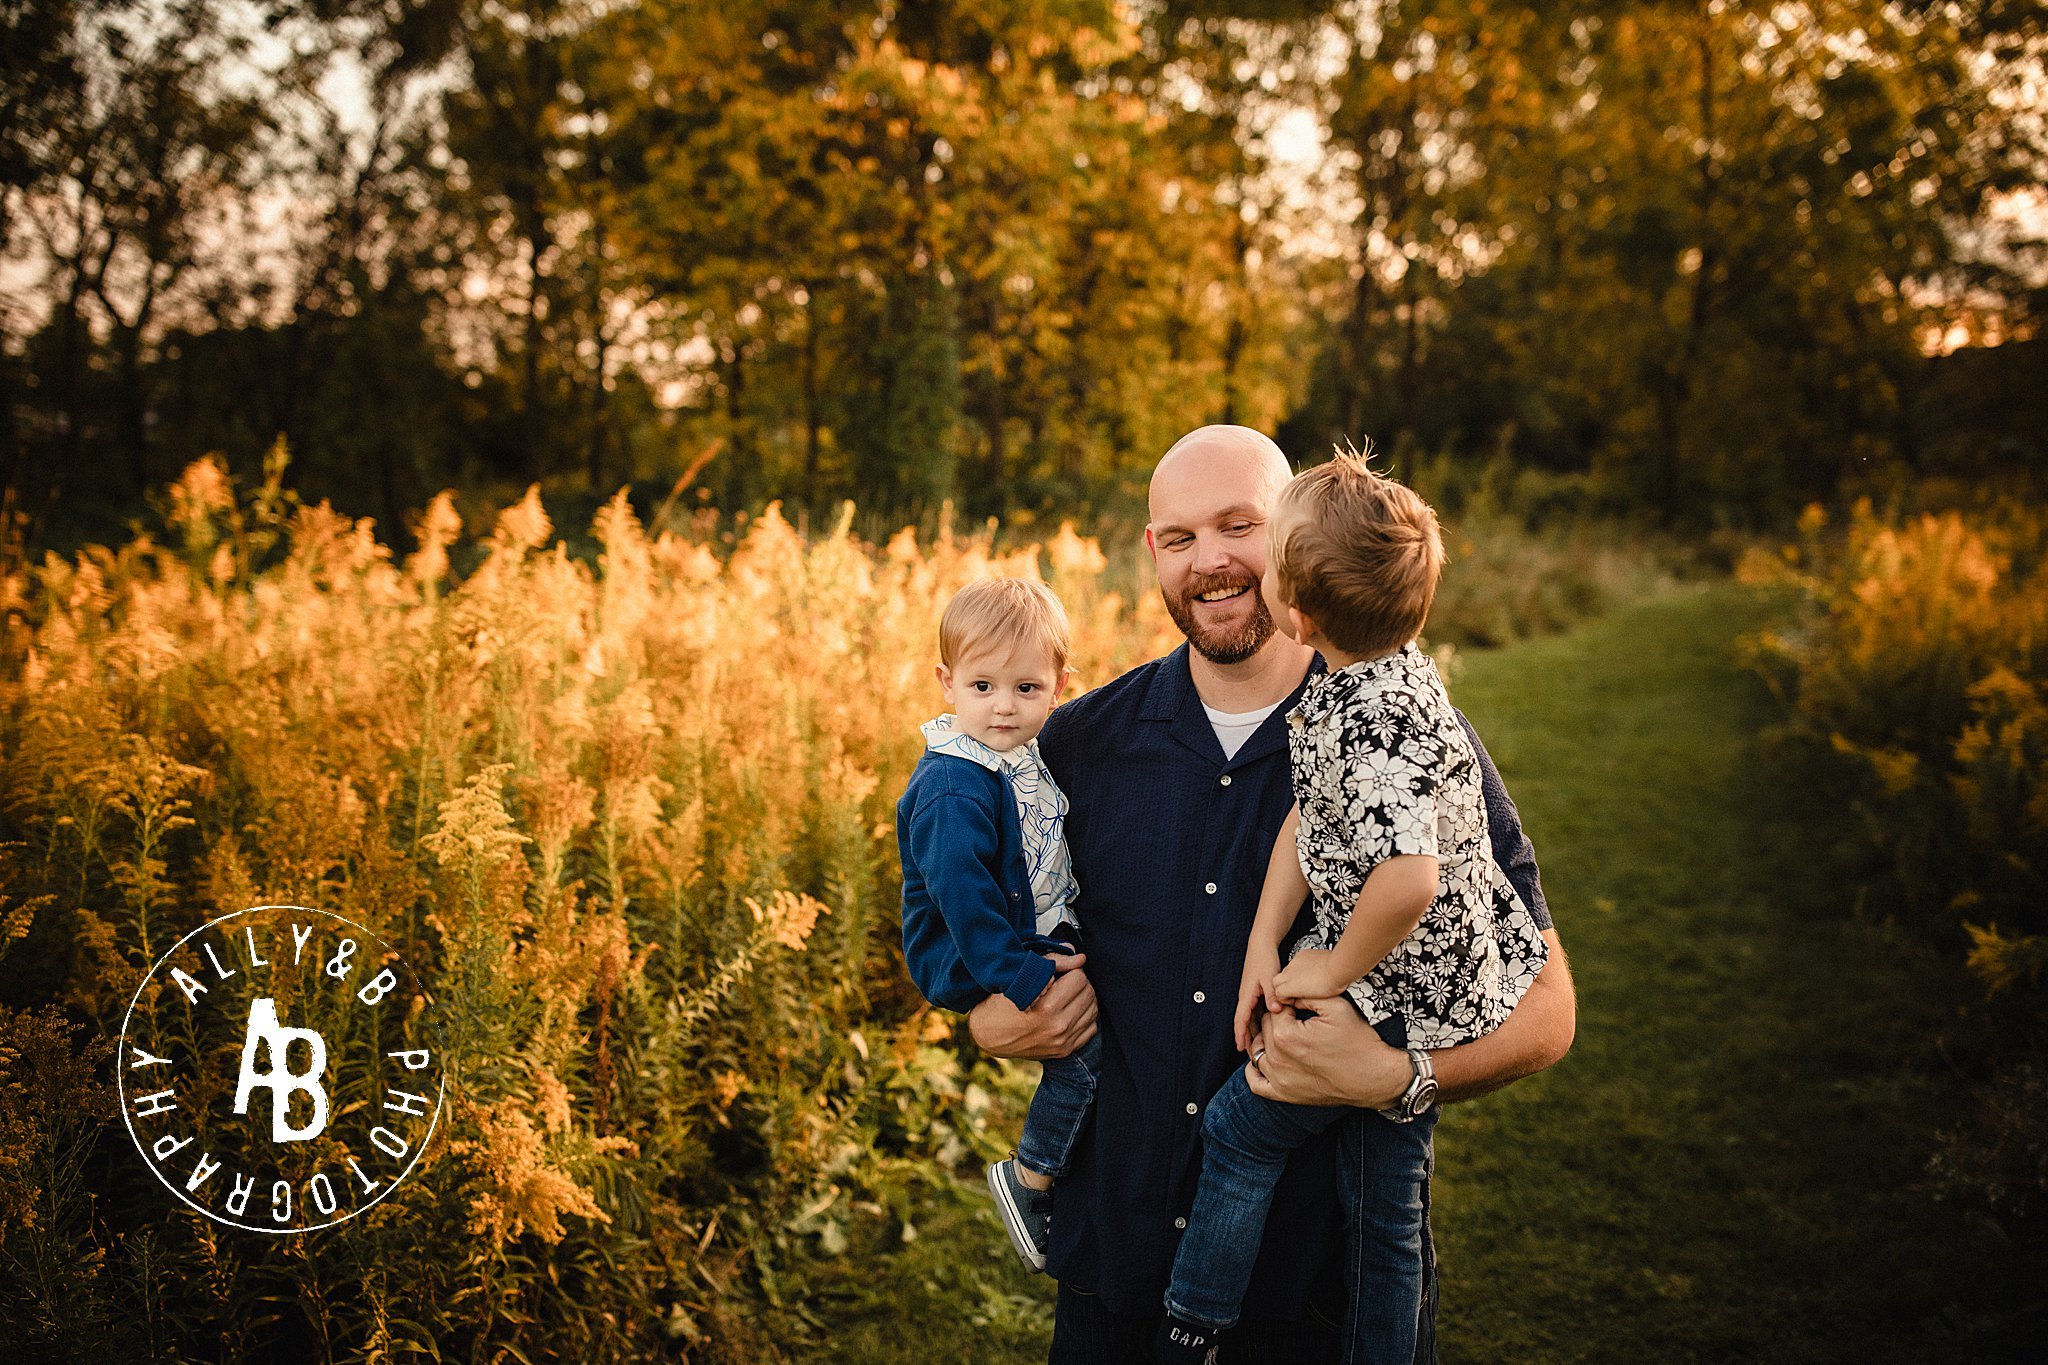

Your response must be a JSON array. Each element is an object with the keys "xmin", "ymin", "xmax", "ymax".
[
  {"xmin": 1740, "ymin": 498, "xmax": 2048, "ymax": 1220},
  {"xmin": 0, "ymin": 455, "xmax": 1176, "ymax": 1361}
]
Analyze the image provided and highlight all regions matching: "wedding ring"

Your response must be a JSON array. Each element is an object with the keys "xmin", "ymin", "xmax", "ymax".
[{"xmin": 1252, "ymin": 1048, "xmax": 1267, "ymax": 1068}]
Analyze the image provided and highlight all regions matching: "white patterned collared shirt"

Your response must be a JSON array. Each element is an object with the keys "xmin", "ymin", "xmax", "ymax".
[
  {"xmin": 920, "ymin": 715, "xmax": 1080, "ymax": 937},
  {"xmin": 1286, "ymin": 643, "xmax": 1549, "ymax": 1049}
]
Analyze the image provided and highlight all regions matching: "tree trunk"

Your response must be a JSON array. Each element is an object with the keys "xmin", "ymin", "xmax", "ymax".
[
  {"xmin": 587, "ymin": 218, "xmax": 610, "ymax": 491},
  {"xmin": 1341, "ymin": 261, "xmax": 1377, "ymax": 444},
  {"xmin": 1390, "ymin": 79, "xmax": 1419, "ymax": 463},
  {"xmin": 801, "ymin": 284, "xmax": 822, "ymax": 506},
  {"xmin": 1661, "ymin": 6, "xmax": 1720, "ymax": 515},
  {"xmin": 1219, "ymin": 203, "xmax": 1250, "ymax": 426},
  {"xmin": 114, "ymin": 323, "xmax": 149, "ymax": 492},
  {"xmin": 522, "ymin": 221, "xmax": 549, "ymax": 483},
  {"xmin": 722, "ymin": 335, "xmax": 748, "ymax": 509}
]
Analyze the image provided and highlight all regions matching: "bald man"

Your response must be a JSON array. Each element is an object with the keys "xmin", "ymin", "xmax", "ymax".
[{"xmin": 968, "ymin": 426, "xmax": 1574, "ymax": 1364}]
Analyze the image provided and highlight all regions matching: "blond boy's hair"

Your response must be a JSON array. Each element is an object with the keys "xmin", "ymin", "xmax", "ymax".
[
  {"xmin": 1268, "ymin": 449, "xmax": 1445, "ymax": 657},
  {"xmin": 939, "ymin": 577, "xmax": 1072, "ymax": 672}
]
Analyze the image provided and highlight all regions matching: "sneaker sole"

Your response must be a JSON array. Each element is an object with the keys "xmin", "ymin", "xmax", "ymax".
[{"xmin": 986, "ymin": 1162, "xmax": 1049, "ymax": 1273}]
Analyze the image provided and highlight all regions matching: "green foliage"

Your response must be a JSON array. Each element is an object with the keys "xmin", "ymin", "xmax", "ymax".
[
  {"xmin": 1403, "ymin": 446, "xmax": 1678, "ymax": 647},
  {"xmin": 1930, "ymin": 1063, "xmax": 2048, "ymax": 1224},
  {"xmin": 1284, "ymin": 1, "xmax": 2045, "ymax": 521},
  {"xmin": 1741, "ymin": 500, "xmax": 2048, "ymax": 971},
  {"xmin": 1741, "ymin": 496, "xmax": 2048, "ymax": 1225},
  {"xmin": 9, "ymin": 2, "xmax": 2039, "ymax": 545}
]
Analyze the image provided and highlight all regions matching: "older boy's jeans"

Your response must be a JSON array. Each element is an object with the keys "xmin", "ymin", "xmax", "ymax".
[
  {"xmin": 1017, "ymin": 1031, "xmax": 1103, "ymax": 1178},
  {"xmin": 1164, "ymin": 1020, "xmax": 1437, "ymax": 1365}
]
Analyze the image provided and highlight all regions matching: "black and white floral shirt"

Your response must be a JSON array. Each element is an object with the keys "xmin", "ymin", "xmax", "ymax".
[{"xmin": 1287, "ymin": 642, "xmax": 1550, "ymax": 1049}]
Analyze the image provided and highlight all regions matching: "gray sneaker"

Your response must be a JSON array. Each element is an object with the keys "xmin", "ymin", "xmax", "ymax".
[{"xmin": 986, "ymin": 1157, "xmax": 1052, "ymax": 1272}]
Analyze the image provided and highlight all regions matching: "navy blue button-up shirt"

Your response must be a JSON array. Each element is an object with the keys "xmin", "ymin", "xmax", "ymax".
[{"xmin": 1036, "ymin": 644, "xmax": 1550, "ymax": 1318}]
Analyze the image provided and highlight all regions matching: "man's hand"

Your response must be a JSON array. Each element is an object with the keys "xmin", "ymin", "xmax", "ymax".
[
  {"xmin": 1245, "ymin": 928, "xmax": 1575, "ymax": 1108},
  {"xmin": 1245, "ymin": 998, "xmax": 1410, "ymax": 1108},
  {"xmin": 967, "ymin": 953, "xmax": 1097, "ymax": 1060}
]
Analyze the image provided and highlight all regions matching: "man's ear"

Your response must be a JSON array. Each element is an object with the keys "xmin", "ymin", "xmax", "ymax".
[{"xmin": 1143, "ymin": 525, "xmax": 1157, "ymax": 561}]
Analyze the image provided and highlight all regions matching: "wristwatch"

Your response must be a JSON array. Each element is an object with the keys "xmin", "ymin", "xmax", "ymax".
[{"xmin": 1378, "ymin": 1048, "xmax": 1437, "ymax": 1123}]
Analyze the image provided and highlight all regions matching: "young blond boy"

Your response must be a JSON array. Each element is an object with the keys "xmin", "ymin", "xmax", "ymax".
[{"xmin": 895, "ymin": 577, "xmax": 1098, "ymax": 1273}]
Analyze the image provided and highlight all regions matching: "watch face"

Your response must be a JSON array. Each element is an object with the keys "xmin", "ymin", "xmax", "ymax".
[{"xmin": 1411, "ymin": 1079, "xmax": 1439, "ymax": 1115}]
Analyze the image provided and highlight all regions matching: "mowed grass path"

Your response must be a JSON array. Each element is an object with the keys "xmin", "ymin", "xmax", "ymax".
[
  {"xmin": 1434, "ymin": 583, "xmax": 2036, "ymax": 1362},
  {"xmin": 810, "ymin": 584, "xmax": 2040, "ymax": 1362}
]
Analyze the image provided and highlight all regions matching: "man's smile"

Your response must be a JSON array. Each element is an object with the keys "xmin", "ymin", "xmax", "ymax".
[
  {"xmin": 1193, "ymin": 580, "xmax": 1253, "ymax": 606},
  {"xmin": 1163, "ymin": 565, "xmax": 1277, "ymax": 665}
]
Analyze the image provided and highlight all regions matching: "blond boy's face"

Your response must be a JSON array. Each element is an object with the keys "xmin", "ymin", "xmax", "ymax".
[{"xmin": 937, "ymin": 640, "xmax": 1069, "ymax": 754}]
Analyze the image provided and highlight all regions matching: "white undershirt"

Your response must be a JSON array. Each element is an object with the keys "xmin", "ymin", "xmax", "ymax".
[{"xmin": 1202, "ymin": 700, "xmax": 1281, "ymax": 761}]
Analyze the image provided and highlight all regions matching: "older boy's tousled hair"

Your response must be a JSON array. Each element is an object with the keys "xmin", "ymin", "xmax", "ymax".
[
  {"xmin": 1268, "ymin": 446, "xmax": 1445, "ymax": 657},
  {"xmin": 939, "ymin": 577, "xmax": 1072, "ymax": 673}
]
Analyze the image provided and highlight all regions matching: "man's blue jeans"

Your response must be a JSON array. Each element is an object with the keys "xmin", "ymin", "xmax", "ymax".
[
  {"xmin": 1164, "ymin": 1025, "xmax": 1437, "ymax": 1365},
  {"xmin": 1018, "ymin": 1031, "xmax": 1103, "ymax": 1178}
]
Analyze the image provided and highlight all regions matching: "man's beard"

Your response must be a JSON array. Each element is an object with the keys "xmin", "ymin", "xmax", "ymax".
[{"xmin": 1162, "ymin": 570, "xmax": 1277, "ymax": 665}]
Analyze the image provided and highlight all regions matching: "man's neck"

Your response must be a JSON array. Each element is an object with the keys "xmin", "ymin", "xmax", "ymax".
[{"xmin": 1188, "ymin": 634, "xmax": 1315, "ymax": 714}]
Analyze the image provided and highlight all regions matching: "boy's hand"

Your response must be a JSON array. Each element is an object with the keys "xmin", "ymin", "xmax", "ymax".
[
  {"xmin": 1234, "ymin": 939, "xmax": 1283, "ymax": 1054},
  {"xmin": 1273, "ymin": 948, "xmax": 1351, "ymax": 1005}
]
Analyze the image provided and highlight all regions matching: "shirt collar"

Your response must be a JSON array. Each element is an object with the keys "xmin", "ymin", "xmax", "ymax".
[
  {"xmin": 1137, "ymin": 641, "xmax": 1328, "ymax": 771},
  {"xmin": 1138, "ymin": 644, "xmax": 1194, "ymax": 721},
  {"xmin": 920, "ymin": 714, "xmax": 1035, "ymax": 773},
  {"xmin": 1291, "ymin": 642, "xmax": 1425, "ymax": 728},
  {"xmin": 1139, "ymin": 642, "xmax": 1331, "ymax": 720}
]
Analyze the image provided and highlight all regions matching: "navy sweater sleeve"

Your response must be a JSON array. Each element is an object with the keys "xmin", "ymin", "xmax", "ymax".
[
  {"xmin": 1455, "ymin": 709, "xmax": 1553, "ymax": 933},
  {"xmin": 902, "ymin": 775, "xmax": 1059, "ymax": 1013}
]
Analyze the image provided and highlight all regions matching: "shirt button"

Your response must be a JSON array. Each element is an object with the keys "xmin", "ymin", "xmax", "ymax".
[
  {"xmin": 1185, "ymin": 1102, "xmax": 1199, "ymax": 1115},
  {"xmin": 1204, "ymin": 882, "xmax": 1217, "ymax": 895},
  {"xmin": 1193, "ymin": 990, "xmax": 1206, "ymax": 1003},
  {"xmin": 1175, "ymin": 1217, "xmax": 1188, "ymax": 1229},
  {"xmin": 1219, "ymin": 774, "xmax": 1232, "ymax": 787}
]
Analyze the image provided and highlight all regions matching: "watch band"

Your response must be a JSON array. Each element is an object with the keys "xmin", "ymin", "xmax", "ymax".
[{"xmin": 1377, "ymin": 1047, "xmax": 1437, "ymax": 1124}]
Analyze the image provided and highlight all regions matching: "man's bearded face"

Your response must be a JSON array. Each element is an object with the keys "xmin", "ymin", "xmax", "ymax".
[{"xmin": 1161, "ymin": 566, "xmax": 1276, "ymax": 665}]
